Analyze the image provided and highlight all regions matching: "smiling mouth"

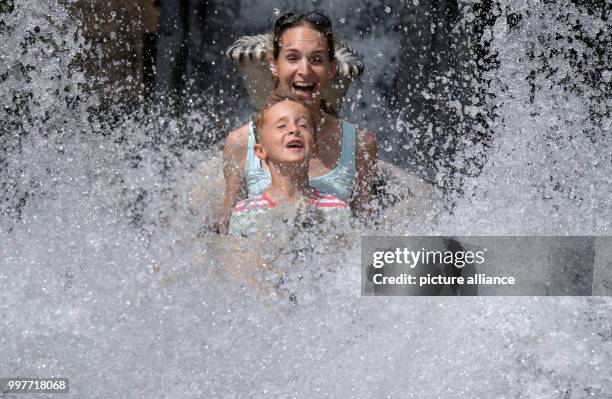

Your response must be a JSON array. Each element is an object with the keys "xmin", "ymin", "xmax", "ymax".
[
  {"xmin": 292, "ymin": 82, "xmax": 316, "ymax": 93},
  {"xmin": 286, "ymin": 140, "xmax": 304, "ymax": 149}
]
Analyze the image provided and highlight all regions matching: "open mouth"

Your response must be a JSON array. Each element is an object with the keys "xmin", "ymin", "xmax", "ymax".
[
  {"xmin": 292, "ymin": 82, "xmax": 316, "ymax": 94},
  {"xmin": 286, "ymin": 139, "xmax": 304, "ymax": 149}
]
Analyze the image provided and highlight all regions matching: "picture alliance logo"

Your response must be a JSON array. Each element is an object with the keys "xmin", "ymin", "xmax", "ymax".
[{"xmin": 371, "ymin": 248, "xmax": 486, "ymax": 269}]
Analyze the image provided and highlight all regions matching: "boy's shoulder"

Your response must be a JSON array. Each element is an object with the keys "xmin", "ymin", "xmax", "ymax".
[{"xmin": 233, "ymin": 193, "xmax": 273, "ymax": 215}]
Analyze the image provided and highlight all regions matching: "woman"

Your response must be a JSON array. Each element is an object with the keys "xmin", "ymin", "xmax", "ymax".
[{"xmin": 220, "ymin": 12, "xmax": 377, "ymax": 233}]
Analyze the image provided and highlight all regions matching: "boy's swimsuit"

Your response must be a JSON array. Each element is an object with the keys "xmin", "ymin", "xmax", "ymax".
[
  {"xmin": 245, "ymin": 120, "xmax": 356, "ymax": 203},
  {"xmin": 229, "ymin": 190, "xmax": 350, "ymax": 237}
]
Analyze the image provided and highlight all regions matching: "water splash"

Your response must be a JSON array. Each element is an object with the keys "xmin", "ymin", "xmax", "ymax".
[{"xmin": 442, "ymin": 0, "xmax": 611, "ymax": 235}]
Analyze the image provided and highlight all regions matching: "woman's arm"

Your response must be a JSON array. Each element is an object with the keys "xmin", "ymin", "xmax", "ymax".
[
  {"xmin": 352, "ymin": 128, "xmax": 377, "ymax": 218},
  {"xmin": 219, "ymin": 124, "xmax": 249, "ymax": 234}
]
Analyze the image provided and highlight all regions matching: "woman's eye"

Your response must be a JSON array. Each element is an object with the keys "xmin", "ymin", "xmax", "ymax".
[{"xmin": 311, "ymin": 57, "xmax": 323, "ymax": 64}]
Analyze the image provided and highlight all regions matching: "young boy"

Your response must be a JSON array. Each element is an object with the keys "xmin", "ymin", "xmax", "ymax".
[{"xmin": 229, "ymin": 95, "xmax": 350, "ymax": 237}]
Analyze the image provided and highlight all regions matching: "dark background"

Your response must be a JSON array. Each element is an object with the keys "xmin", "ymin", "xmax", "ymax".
[
  {"xmin": 65, "ymin": 0, "xmax": 485, "ymax": 181},
  {"xmin": 4, "ymin": 0, "xmax": 607, "ymax": 189}
]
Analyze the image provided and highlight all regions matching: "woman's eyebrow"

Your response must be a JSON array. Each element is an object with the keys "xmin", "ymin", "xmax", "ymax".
[{"xmin": 283, "ymin": 50, "xmax": 302, "ymax": 58}]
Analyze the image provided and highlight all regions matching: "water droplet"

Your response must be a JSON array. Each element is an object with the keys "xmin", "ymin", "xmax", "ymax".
[
  {"xmin": 375, "ymin": 52, "xmax": 383, "ymax": 58},
  {"xmin": 273, "ymin": 8, "xmax": 280, "ymax": 16},
  {"xmin": 339, "ymin": 18, "xmax": 346, "ymax": 24},
  {"xmin": 384, "ymin": 6, "xmax": 391, "ymax": 14}
]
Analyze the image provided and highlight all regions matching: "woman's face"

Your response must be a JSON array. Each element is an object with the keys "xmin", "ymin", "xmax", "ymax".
[{"xmin": 270, "ymin": 25, "xmax": 336, "ymax": 104}]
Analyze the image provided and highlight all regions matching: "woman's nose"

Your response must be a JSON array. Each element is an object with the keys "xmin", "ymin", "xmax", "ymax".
[{"xmin": 297, "ymin": 59, "xmax": 312, "ymax": 75}]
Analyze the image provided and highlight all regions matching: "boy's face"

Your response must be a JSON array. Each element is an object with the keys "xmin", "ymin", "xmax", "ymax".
[{"xmin": 255, "ymin": 100, "xmax": 315, "ymax": 165}]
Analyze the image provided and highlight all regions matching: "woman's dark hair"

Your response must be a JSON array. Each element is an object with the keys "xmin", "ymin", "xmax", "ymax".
[{"xmin": 272, "ymin": 12, "xmax": 335, "ymax": 61}]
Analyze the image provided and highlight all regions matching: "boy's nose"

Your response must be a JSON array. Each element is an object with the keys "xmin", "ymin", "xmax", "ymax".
[{"xmin": 287, "ymin": 123, "xmax": 301, "ymax": 135}]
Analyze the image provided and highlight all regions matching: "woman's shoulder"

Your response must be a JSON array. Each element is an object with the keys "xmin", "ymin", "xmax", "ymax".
[
  {"xmin": 345, "ymin": 122, "xmax": 376, "ymax": 171},
  {"xmin": 223, "ymin": 122, "xmax": 250, "ymax": 160},
  {"xmin": 226, "ymin": 122, "xmax": 250, "ymax": 145},
  {"xmin": 355, "ymin": 127, "xmax": 376, "ymax": 147},
  {"xmin": 332, "ymin": 116, "xmax": 372, "ymax": 137},
  {"xmin": 335, "ymin": 117, "xmax": 376, "ymax": 149}
]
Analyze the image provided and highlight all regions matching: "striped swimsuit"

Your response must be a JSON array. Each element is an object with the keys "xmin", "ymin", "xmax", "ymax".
[
  {"xmin": 245, "ymin": 120, "xmax": 357, "ymax": 202},
  {"xmin": 229, "ymin": 190, "xmax": 350, "ymax": 237}
]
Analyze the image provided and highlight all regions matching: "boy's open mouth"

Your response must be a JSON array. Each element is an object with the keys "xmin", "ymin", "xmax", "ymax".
[
  {"xmin": 286, "ymin": 139, "xmax": 304, "ymax": 149},
  {"xmin": 292, "ymin": 82, "xmax": 316, "ymax": 93}
]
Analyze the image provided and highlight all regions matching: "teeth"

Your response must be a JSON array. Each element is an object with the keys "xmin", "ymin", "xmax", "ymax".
[{"xmin": 294, "ymin": 82, "xmax": 314, "ymax": 88}]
